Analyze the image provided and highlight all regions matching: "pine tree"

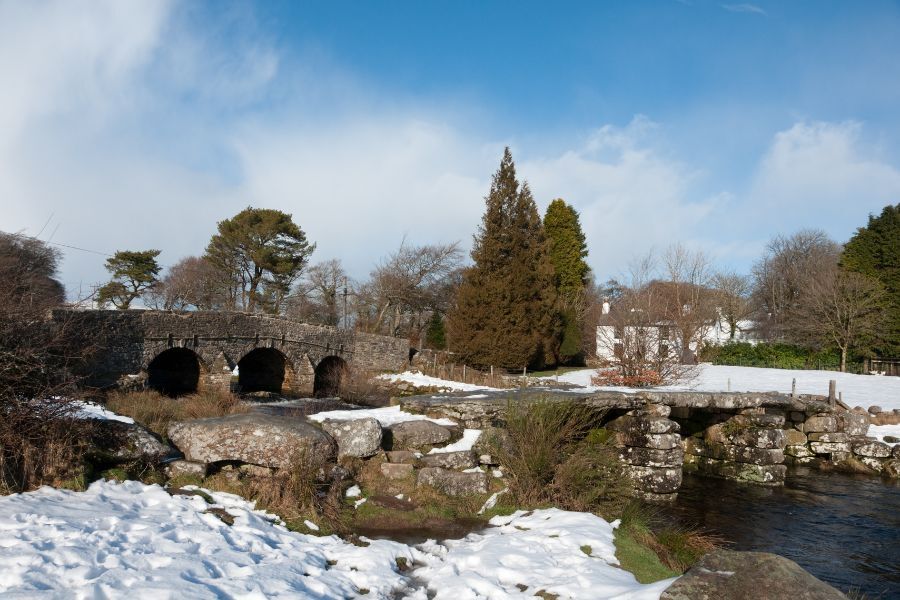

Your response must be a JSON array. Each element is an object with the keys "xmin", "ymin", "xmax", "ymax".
[
  {"xmin": 425, "ymin": 310, "xmax": 447, "ymax": 350},
  {"xmin": 543, "ymin": 199, "xmax": 590, "ymax": 364},
  {"xmin": 447, "ymin": 148, "xmax": 557, "ymax": 369},
  {"xmin": 97, "ymin": 250, "xmax": 161, "ymax": 309},
  {"xmin": 841, "ymin": 203, "xmax": 900, "ymax": 355}
]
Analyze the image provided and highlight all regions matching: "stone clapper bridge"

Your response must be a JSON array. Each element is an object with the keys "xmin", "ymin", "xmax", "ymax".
[
  {"xmin": 398, "ymin": 387, "xmax": 889, "ymax": 500},
  {"xmin": 57, "ymin": 309, "xmax": 410, "ymax": 397}
]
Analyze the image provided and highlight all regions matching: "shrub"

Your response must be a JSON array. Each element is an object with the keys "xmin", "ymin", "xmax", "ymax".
[
  {"xmin": 591, "ymin": 367, "xmax": 662, "ymax": 388},
  {"xmin": 700, "ymin": 341, "xmax": 852, "ymax": 371},
  {"xmin": 490, "ymin": 399, "xmax": 629, "ymax": 514}
]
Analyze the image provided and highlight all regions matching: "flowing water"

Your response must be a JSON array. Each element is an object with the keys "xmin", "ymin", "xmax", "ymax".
[{"xmin": 661, "ymin": 470, "xmax": 900, "ymax": 597}]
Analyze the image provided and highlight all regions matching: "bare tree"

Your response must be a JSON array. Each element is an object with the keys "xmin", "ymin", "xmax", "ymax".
[
  {"xmin": 752, "ymin": 230, "xmax": 842, "ymax": 340},
  {"xmin": 593, "ymin": 252, "xmax": 695, "ymax": 386},
  {"xmin": 661, "ymin": 244, "xmax": 718, "ymax": 363},
  {"xmin": 355, "ymin": 241, "xmax": 462, "ymax": 342},
  {"xmin": 786, "ymin": 265, "xmax": 886, "ymax": 372},
  {"xmin": 286, "ymin": 259, "xmax": 349, "ymax": 327},
  {"xmin": 712, "ymin": 271, "xmax": 754, "ymax": 339},
  {"xmin": 147, "ymin": 256, "xmax": 230, "ymax": 311}
]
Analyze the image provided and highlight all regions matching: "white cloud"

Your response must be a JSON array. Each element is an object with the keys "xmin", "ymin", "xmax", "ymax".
[
  {"xmin": 747, "ymin": 121, "xmax": 900, "ymax": 238},
  {"xmin": 721, "ymin": 4, "xmax": 768, "ymax": 16}
]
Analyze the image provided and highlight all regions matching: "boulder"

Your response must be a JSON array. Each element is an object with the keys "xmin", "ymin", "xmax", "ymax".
[
  {"xmin": 809, "ymin": 441, "xmax": 852, "ymax": 455},
  {"xmin": 91, "ymin": 419, "xmax": 176, "ymax": 463},
  {"xmin": 321, "ymin": 418, "xmax": 383, "ymax": 458},
  {"xmin": 801, "ymin": 415, "xmax": 838, "ymax": 434},
  {"xmin": 625, "ymin": 465, "xmax": 682, "ymax": 494},
  {"xmin": 884, "ymin": 459, "xmax": 900, "ymax": 478},
  {"xmin": 868, "ymin": 405, "xmax": 882, "ymax": 415},
  {"xmin": 616, "ymin": 432, "xmax": 681, "ymax": 450},
  {"xmin": 386, "ymin": 420, "xmax": 453, "ymax": 450},
  {"xmin": 607, "ymin": 415, "xmax": 680, "ymax": 434},
  {"xmin": 386, "ymin": 450, "xmax": 418, "ymax": 464},
  {"xmin": 784, "ymin": 445, "xmax": 815, "ymax": 459},
  {"xmin": 380, "ymin": 462, "xmax": 414, "ymax": 480},
  {"xmin": 884, "ymin": 435, "xmax": 900, "ymax": 444},
  {"xmin": 661, "ymin": 550, "xmax": 847, "ymax": 600},
  {"xmin": 165, "ymin": 460, "xmax": 208, "ymax": 478},
  {"xmin": 783, "ymin": 429, "xmax": 808, "ymax": 446},
  {"xmin": 168, "ymin": 413, "xmax": 336, "ymax": 469},
  {"xmin": 837, "ymin": 411, "xmax": 869, "ymax": 436},
  {"xmin": 417, "ymin": 467, "xmax": 488, "ymax": 496},
  {"xmin": 851, "ymin": 440, "xmax": 892, "ymax": 458},
  {"xmin": 807, "ymin": 432, "xmax": 850, "ymax": 443},
  {"xmin": 618, "ymin": 446, "xmax": 684, "ymax": 468},
  {"xmin": 419, "ymin": 450, "xmax": 477, "ymax": 470},
  {"xmin": 894, "ymin": 444, "xmax": 900, "ymax": 459}
]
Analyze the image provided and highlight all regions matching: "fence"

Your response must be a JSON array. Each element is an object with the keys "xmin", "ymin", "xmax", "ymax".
[{"xmin": 418, "ymin": 361, "xmax": 552, "ymax": 389}]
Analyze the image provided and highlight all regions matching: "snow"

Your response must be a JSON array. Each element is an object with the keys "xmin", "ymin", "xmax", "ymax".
[
  {"xmin": 379, "ymin": 371, "xmax": 499, "ymax": 392},
  {"xmin": 554, "ymin": 364, "xmax": 900, "ymax": 411},
  {"xmin": 73, "ymin": 401, "xmax": 135, "ymax": 424},
  {"xmin": 427, "ymin": 429, "xmax": 482, "ymax": 454},
  {"xmin": 870, "ymin": 424, "xmax": 900, "ymax": 446},
  {"xmin": 345, "ymin": 485, "xmax": 362, "ymax": 498},
  {"xmin": 414, "ymin": 509, "xmax": 676, "ymax": 599},
  {"xmin": 308, "ymin": 405, "xmax": 458, "ymax": 427},
  {"xmin": 0, "ymin": 481, "xmax": 672, "ymax": 599},
  {"xmin": 304, "ymin": 519, "xmax": 320, "ymax": 531}
]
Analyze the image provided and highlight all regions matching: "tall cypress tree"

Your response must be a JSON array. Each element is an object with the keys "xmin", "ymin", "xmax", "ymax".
[
  {"xmin": 447, "ymin": 148, "xmax": 557, "ymax": 369},
  {"xmin": 841, "ymin": 203, "xmax": 900, "ymax": 355},
  {"xmin": 544, "ymin": 199, "xmax": 590, "ymax": 363}
]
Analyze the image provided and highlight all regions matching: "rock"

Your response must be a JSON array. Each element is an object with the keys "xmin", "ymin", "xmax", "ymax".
[
  {"xmin": 868, "ymin": 405, "xmax": 882, "ymax": 415},
  {"xmin": 417, "ymin": 467, "xmax": 488, "ymax": 496},
  {"xmin": 380, "ymin": 462, "xmax": 414, "ymax": 480},
  {"xmin": 386, "ymin": 420, "xmax": 452, "ymax": 450},
  {"xmin": 894, "ymin": 445, "xmax": 900, "ymax": 459},
  {"xmin": 784, "ymin": 429, "xmax": 808, "ymax": 446},
  {"xmin": 419, "ymin": 450, "xmax": 477, "ymax": 470},
  {"xmin": 168, "ymin": 413, "xmax": 336, "ymax": 469},
  {"xmin": 784, "ymin": 445, "xmax": 814, "ymax": 459},
  {"xmin": 321, "ymin": 418, "xmax": 383, "ymax": 458},
  {"xmin": 884, "ymin": 435, "xmax": 900, "ymax": 444},
  {"xmin": 837, "ymin": 411, "xmax": 869, "ymax": 436},
  {"xmin": 807, "ymin": 432, "xmax": 850, "ymax": 443},
  {"xmin": 624, "ymin": 465, "xmax": 682, "ymax": 494},
  {"xmin": 472, "ymin": 427, "xmax": 510, "ymax": 455},
  {"xmin": 660, "ymin": 550, "xmax": 848, "ymax": 600},
  {"xmin": 688, "ymin": 456, "xmax": 786, "ymax": 484},
  {"xmin": 616, "ymin": 432, "xmax": 681, "ymax": 450},
  {"xmin": 858, "ymin": 457, "xmax": 885, "ymax": 472},
  {"xmin": 478, "ymin": 454, "xmax": 497, "ymax": 466},
  {"xmin": 689, "ymin": 439, "xmax": 784, "ymax": 465},
  {"xmin": 386, "ymin": 450, "xmax": 417, "ymax": 464},
  {"xmin": 809, "ymin": 441, "xmax": 852, "ymax": 455},
  {"xmin": 630, "ymin": 404, "xmax": 671, "ymax": 418},
  {"xmin": 884, "ymin": 459, "xmax": 900, "ymax": 478},
  {"xmin": 851, "ymin": 440, "xmax": 892, "ymax": 458},
  {"xmin": 801, "ymin": 415, "xmax": 838, "ymax": 434},
  {"xmin": 91, "ymin": 419, "xmax": 176, "ymax": 463},
  {"xmin": 607, "ymin": 415, "xmax": 680, "ymax": 435},
  {"xmin": 165, "ymin": 459, "xmax": 207, "ymax": 478},
  {"xmin": 728, "ymin": 427, "xmax": 785, "ymax": 449},
  {"xmin": 731, "ymin": 413, "xmax": 786, "ymax": 429},
  {"xmin": 618, "ymin": 446, "xmax": 684, "ymax": 468}
]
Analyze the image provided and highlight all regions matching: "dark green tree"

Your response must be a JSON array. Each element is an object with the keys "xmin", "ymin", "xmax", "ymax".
[
  {"xmin": 841, "ymin": 203, "xmax": 900, "ymax": 355},
  {"xmin": 205, "ymin": 207, "xmax": 315, "ymax": 313},
  {"xmin": 97, "ymin": 249, "xmax": 161, "ymax": 309},
  {"xmin": 544, "ymin": 198, "xmax": 590, "ymax": 364},
  {"xmin": 425, "ymin": 310, "xmax": 447, "ymax": 350},
  {"xmin": 447, "ymin": 148, "xmax": 557, "ymax": 369}
]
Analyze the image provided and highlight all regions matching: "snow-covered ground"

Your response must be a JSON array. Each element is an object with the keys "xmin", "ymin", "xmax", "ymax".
[
  {"xmin": 308, "ymin": 405, "xmax": 458, "ymax": 427},
  {"xmin": 554, "ymin": 364, "xmax": 900, "ymax": 412},
  {"xmin": 0, "ymin": 480, "xmax": 672, "ymax": 599},
  {"xmin": 869, "ymin": 424, "xmax": 900, "ymax": 446},
  {"xmin": 379, "ymin": 371, "xmax": 499, "ymax": 392}
]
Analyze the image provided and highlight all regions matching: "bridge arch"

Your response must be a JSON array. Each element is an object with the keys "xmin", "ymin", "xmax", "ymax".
[
  {"xmin": 314, "ymin": 355, "xmax": 348, "ymax": 398},
  {"xmin": 237, "ymin": 347, "xmax": 297, "ymax": 395},
  {"xmin": 147, "ymin": 347, "xmax": 203, "ymax": 396}
]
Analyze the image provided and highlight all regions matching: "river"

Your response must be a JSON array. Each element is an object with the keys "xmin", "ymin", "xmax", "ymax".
[{"xmin": 662, "ymin": 469, "xmax": 900, "ymax": 597}]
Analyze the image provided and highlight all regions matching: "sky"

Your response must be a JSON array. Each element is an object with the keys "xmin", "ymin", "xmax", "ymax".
[{"xmin": 2, "ymin": 0, "xmax": 900, "ymax": 298}]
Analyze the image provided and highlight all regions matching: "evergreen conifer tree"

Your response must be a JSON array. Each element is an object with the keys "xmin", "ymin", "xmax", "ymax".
[
  {"xmin": 841, "ymin": 203, "xmax": 900, "ymax": 355},
  {"xmin": 543, "ymin": 199, "xmax": 590, "ymax": 364},
  {"xmin": 425, "ymin": 310, "xmax": 446, "ymax": 350},
  {"xmin": 447, "ymin": 148, "xmax": 557, "ymax": 369}
]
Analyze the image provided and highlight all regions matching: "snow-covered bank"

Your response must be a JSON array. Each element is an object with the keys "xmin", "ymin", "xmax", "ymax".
[
  {"xmin": 0, "ymin": 481, "xmax": 671, "ymax": 599},
  {"xmin": 870, "ymin": 424, "xmax": 900, "ymax": 446},
  {"xmin": 379, "ymin": 371, "xmax": 499, "ymax": 392},
  {"xmin": 554, "ymin": 365, "xmax": 900, "ymax": 412},
  {"xmin": 308, "ymin": 405, "xmax": 458, "ymax": 427}
]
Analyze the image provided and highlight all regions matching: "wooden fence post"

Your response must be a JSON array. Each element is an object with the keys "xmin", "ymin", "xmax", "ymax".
[{"xmin": 828, "ymin": 380, "xmax": 836, "ymax": 406}]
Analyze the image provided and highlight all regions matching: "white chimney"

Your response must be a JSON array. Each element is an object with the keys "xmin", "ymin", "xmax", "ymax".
[{"xmin": 602, "ymin": 301, "xmax": 610, "ymax": 315}]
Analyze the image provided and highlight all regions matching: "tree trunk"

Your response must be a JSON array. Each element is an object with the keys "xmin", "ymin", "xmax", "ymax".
[{"xmin": 840, "ymin": 346, "xmax": 847, "ymax": 373}]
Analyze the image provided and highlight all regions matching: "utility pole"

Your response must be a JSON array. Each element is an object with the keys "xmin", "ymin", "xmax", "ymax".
[{"xmin": 342, "ymin": 277, "xmax": 348, "ymax": 329}]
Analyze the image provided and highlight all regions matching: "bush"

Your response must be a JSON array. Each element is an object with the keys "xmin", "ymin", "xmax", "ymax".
[
  {"xmin": 591, "ymin": 367, "xmax": 662, "ymax": 388},
  {"xmin": 490, "ymin": 399, "xmax": 629, "ymax": 514},
  {"xmin": 105, "ymin": 388, "xmax": 248, "ymax": 439},
  {"xmin": 701, "ymin": 342, "xmax": 854, "ymax": 371}
]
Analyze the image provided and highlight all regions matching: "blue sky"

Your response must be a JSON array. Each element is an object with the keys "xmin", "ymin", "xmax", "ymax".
[{"xmin": 3, "ymin": 0, "xmax": 900, "ymax": 296}]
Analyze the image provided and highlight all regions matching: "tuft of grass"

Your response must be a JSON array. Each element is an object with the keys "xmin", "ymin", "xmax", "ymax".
[
  {"xmin": 490, "ymin": 399, "xmax": 629, "ymax": 515},
  {"xmin": 580, "ymin": 545, "xmax": 592, "ymax": 556},
  {"xmin": 105, "ymin": 388, "xmax": 249, "ymax": 440},
  {"xmin": 615, "ymin": 502, "xmax": 722, "ymax": 581}
]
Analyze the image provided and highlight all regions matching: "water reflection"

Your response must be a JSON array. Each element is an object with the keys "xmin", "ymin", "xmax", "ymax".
[{"xmin": 662, "ymin": 470, "xmax": 900, "ymax": 597}]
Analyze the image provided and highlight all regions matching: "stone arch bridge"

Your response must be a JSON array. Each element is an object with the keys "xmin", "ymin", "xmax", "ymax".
[{"xmin": 55, "ymin": 310, "xmax": 410, "ymax": 397}]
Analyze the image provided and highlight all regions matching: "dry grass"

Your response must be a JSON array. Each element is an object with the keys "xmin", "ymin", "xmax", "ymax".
[
  {"xmin": 619, "ymin": 502, "xmax": 724, "ymax": 573},
  {"xmin": 490, "ymin": 399, "xmax": 629, "ymax": 515},
  {"xmin": 105, "ymin": 388, "xmax": 249, "ymax": 439}
]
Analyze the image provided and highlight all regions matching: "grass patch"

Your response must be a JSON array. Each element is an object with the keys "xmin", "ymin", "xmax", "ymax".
[
  {"xmin": 615, "ymin": 503, "xmax": 722, "ymax": 582},
  {"xmin": 105, "ymin": 388, "xmax": 249, "ymax": 440}
]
